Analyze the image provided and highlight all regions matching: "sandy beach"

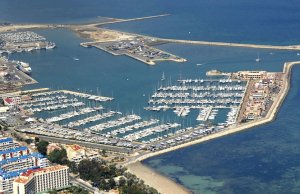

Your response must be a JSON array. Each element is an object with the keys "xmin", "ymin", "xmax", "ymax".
[
  {"xmin": 123, "ymin": 61, "xmax": 300, "ymax": 194},
  {"xmin": 127, "ymin": 162, "xmax": 191, "ymax": 194}
]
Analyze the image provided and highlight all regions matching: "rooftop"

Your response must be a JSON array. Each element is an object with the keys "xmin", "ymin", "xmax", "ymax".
[
  {"xmin": 0, "ymin": 146, "xmax": 28, "ymax": 155},
  {"xmin": 14, "ymin": 165, "xmax": 68, "ymax": 184},
  {"xmin": 0, "ymin": 137, "xmax": 13, "ymax": 144}
]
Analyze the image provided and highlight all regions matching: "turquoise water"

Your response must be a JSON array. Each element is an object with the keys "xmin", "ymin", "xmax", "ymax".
[
  {"xmin": 144, "ymin": 66, "xmax": 300, "ymax": 194},
  {"xmin": 9, "ymin": 29, "xmax": 300, "ymax": 193},
  {"xmin": 2, "ymin": 0, "xmax": 300, "ymax": 193}
]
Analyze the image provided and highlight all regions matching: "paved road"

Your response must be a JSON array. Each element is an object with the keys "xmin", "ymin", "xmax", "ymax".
[
  {"xmin": 70, "ymin": 175, "xmax": 101, "ymax": 194},
  {"xmin": 38, "ymin": 135, "xmax": 133, "ymax": 154}
]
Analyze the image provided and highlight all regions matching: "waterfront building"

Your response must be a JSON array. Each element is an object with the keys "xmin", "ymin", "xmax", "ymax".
[
  {"xmin": 0, "ymin": 152, "xmax": 48, "ymax": 193},
  {"xmin": 13, "ymin": 165, "xmax": 69, "ymax": 194},
  {"xmin": 0, "ymin": 138, "xmax": 49, "ymax": 194},
  {"xmin": 236, "ymin": 71, "xmax": 267, "ymax": 80}
]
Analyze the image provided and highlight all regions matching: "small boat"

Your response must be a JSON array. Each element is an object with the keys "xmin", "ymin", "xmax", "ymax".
[
  {"xmin": 297, "ymin": 53, "xmax": 300, "ymax": 56},
  {"xmin": 196, "ymin": 63, "xmax": 202, "ymax": 66},
  {"xmin": 73, "ymin": 57, "xmax": 79, "ymax": 61},
  {"xmin": 161, "ymin": 72, "xmax": 165, "ymax": 81},
  {"xmin": 255, "ymin": 53, "xmax": 261, "ymax": 62}
]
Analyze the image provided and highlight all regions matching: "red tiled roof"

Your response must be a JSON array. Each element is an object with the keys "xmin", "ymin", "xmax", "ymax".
[{"xmin": 4, "ymin": 98, "xmax": 13, "ymax": 104}]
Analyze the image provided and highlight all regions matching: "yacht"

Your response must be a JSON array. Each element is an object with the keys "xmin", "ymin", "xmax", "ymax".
[
  {"xmin": 17, "ymin": 61, "xmax": 32, "ymax": 74},
  {"xmin": 161, "ymin": 72, "xmax": 166, "ymax": 81},
  {"xmin": 255, "ymin": 53, "xmax": 261, "ymax": 62}
]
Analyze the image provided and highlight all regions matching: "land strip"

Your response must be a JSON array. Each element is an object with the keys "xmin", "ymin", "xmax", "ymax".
[
  {"xmin": 86, "ymin": 14, "xmax": 170, "ymax": 27},
  {"xmin": 159, "ymin": 38, "xmax": 300, "ymax": 51}
]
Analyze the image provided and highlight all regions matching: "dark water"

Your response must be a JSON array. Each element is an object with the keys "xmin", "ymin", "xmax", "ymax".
[
  {"xmin": 2, "ymin": 1, "xmax": 300, "ymax": 193},
  {"xmin": 9, "ymin": 28, "xmax": 300, "ymax": 193},
  {"xmin": 10, "ymin": 29, "xmax": 300, "ymax": 126},
  {"xmin": 144, "ymin": 66, "xmax": 300, "ymax": 194},
  {"xmin": 1, "ymin": 0, "xmax": 300, "ymax": 44}
]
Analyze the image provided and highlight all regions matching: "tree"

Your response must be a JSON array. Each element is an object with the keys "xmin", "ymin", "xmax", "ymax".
[
  {"xmin": 101, "ymin": 149, "xmax": 107, "ymax": 157},
  {"xmin": 108, "ymin": 178, "xmax": 116, "ymax": 189},
  {"xmin": 78, "ymin": 159, "xmax": 94, "ymax": 180},
  {"xmin": 25, "ymin": 139, "xmax": 33, "ymax": 145},
  {"xmin": 48, "ymin": 148, "xmax": 68, "ymax": 164},
  {"xmin": 37, "ymin": 140, "xmax": 49, "ymax": 155},
  {"xmin": 34, "ymin": 137, "xmax": 40, "ymax": 142},
  {"xmin": 119, "ymin": 177, "xmax": 126, "ymax": 187},
  {"xmin": 67, "ymin": 160, "xmax": 78, "ymax": 174}
]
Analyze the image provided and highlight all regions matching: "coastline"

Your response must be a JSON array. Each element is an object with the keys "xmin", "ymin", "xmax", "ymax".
[
  {"xmin": 127, "ymin": 61, "xmax": 300, "ymax": 163},
  {"xmin": 123, "ymin": 61, "xmax": 300, "ymax": 194},
  {"xmin": 127, "ymin": 162, "xmax": 192, "ymax": 194},
  {"xmin": 2, "ymin": 19, "xmax": 300, "ymax": 194}
]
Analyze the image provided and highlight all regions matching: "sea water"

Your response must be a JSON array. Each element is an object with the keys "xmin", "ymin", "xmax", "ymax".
[{"xmin": 2, "ymin": 0, "xmax": 300, "ymax": 193}]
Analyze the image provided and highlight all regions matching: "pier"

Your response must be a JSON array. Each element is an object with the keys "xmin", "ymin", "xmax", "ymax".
[
  {"xmin": 86, "ymin": 14, "xmax": 170, "ymax": 27},
  {"xmin": 159, "ymin": 38, "xmax": 300, "ymax": 51}
]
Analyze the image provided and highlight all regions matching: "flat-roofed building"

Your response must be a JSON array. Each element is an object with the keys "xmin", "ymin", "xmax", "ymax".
[
  {"xmin": 13, "ymin": 165, "xmax": 69, "ymax": 194},
  {"xmin": 236, "ymin": 71, "xmax": 267, "ymax": 80}
]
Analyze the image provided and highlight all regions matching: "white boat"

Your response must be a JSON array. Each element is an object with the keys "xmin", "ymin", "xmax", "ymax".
[
  {"xmin": 46, "ymin": 42, "xmax": 56, "ymax": 49},
  {"xmin": 255, "ymin": 53, "xmax": 261, "ymax": 62},
  {"xmin": 17, "ymin": 61, "xmax": 32, "ymax": 74},
  {"xmin": 161, "ymin": 72, "xmax": 165, "ymax": 81}
]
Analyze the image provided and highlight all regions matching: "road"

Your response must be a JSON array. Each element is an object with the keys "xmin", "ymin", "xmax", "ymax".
[
  {"xmin": 70, "ymin": 175, "xmax": 101, "ymax": 194},
  {"xmin": 38, "ymin": 135, "xmax": 133, "ymax": 154}
]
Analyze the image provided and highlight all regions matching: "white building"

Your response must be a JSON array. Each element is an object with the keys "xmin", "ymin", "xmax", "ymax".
[{"xmin": 13, "ymin": 165, "xmax": 70, "ymax": 194}]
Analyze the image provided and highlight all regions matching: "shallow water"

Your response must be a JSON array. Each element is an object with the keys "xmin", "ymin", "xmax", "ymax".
[{"xmin": 2, "ymin": 0, "xmax": 300, "ymax": 193}]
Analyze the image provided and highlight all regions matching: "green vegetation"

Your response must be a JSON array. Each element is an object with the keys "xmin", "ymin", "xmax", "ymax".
[
  {"xmin": 65, "ymin": 186, "xmax": 89, "ymax": 194},
  {"xmin": 67, "ymin": 160, "xmax": 78, "ymax": 174},
  {"xmin": 36, "ymin": 140, "xmax": 49, "ymax": 155},
  {"xmin": 51, "ymin": 185, "xmax": 89, "ymax": 194},
  {"xmin": 48, "ymin": 148, "xmax": 68, "ymax": 165},
  {"xmin": 25, "ymin": 138, "xmax": 33, "ymax": 145},
  {"xmin": 35, "ymin": 142, "xmax": 157, "ymax": 193},
  {"xmin": 77, "ymin": 159, "xmax": 159, "ymax": 194},
  {"xmin": 34, "ymin": 136, "xmax": 40, "ymax": 142}
]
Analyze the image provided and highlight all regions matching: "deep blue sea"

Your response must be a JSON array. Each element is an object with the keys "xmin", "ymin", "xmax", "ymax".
[{"xmin": 2, "ymin": 0, "xmax": 300, "ymax": 193}]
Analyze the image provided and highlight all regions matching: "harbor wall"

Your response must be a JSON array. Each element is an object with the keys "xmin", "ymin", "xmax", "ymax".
[{"xmin": 125, "ymin": 61, "xmax": 300, "ymax": 165}]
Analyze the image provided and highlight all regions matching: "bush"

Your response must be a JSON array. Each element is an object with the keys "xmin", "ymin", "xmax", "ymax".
[{"xmin": 36, "ymin": 140, "xmax": 49, "ymax": 155}]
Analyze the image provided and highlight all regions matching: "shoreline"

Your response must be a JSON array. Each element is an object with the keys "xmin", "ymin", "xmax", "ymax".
[
  {"xmin": 123, "ymin": 61, "xmax": 300, "ymax": 194},
  {"xmin": 2, "ymin": 18, "xmax": 300, "ymax": 194},
  {"xmin": 127, "ymin": 162, "xmax": 192, "ymax": 194},
  {"xmin": 126, "ymin": 61, "xmax": 300, "ymax": 164}
]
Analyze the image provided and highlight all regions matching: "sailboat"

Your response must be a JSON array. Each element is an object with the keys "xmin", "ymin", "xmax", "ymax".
[
  {"xmin": 161, "ymin": 72, "xmax": 166, "ymax": 81},
  {"xmin": 255, "ymin": 53, "xmax": 261, "ymax": 62}
]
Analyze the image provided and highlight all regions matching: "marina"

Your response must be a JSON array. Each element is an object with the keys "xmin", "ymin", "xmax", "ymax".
[
  {"xmin": 82, "ymin": 36, "xmax": 186, "ymax": 65},
  {"xmin": 0, "ymin": 31, "xmax": 55, "ymax": 54},
  {"xmin": 6, "ymin": 89, "xmax": 190, "ymax": 147},
  {"xmin": 146, "ymin": 79, "xmax": 247, "ymax": 119},
  {"xmin": 0, "ymin": 2, "xmax": 300, "ymax": 193}
]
